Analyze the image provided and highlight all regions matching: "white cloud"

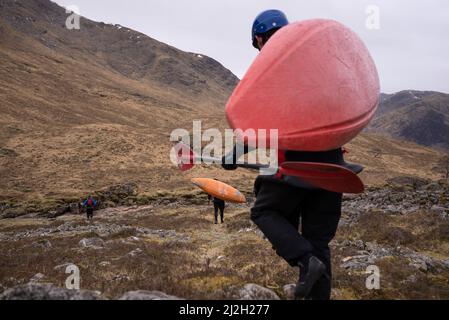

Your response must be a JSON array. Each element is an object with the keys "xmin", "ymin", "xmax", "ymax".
[{"xmin": 53, "ymin": 0, "xmax": 449, "ymax": 93}]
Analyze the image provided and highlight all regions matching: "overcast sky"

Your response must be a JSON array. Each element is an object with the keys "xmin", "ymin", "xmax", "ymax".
[{"xmin": 53, "ymin": 0, "xmax": 449, "ymax": 93}]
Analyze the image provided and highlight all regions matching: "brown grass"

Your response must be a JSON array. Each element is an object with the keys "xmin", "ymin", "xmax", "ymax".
[{"xmin": 1, "ymin": 196, "xmax": 449, "ymax": 300}]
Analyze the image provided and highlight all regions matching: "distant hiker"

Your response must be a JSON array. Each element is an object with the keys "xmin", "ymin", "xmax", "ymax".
[
  {"xmin": 208, "ymin": 195, "xmax": 225, "ymax": 224},
  {"xmin": 222, "ymin": 10, "xmax": 364, "ymax": 300},
  {"xmin": 82, "ymin": 195, "xmax": 97, "ymax": 220}
]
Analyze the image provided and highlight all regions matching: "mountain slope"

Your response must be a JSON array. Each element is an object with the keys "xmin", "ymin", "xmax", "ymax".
[
  {"xmin": 0, "ymin": 0, "xmax": 445, "ymax": 208},
  {"xmin": 0, "ymin": 0, "xmax": 238, "ymax": 127},
  {"xmin": 0, "ymin": 0, "xmax": 240, "ymax": 202},
  {"xmin": 369, "ymin": 91, "xmax": 449, "ymax": 150}
]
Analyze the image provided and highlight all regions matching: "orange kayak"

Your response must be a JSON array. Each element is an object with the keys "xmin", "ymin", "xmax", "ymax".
[
  {"xmin": 226, "ymin": 19, "xmax": 380, "ymax": 152},
  {"xmin": 191, "ymin": 178, "xmax": 246, "ymax": 203}
]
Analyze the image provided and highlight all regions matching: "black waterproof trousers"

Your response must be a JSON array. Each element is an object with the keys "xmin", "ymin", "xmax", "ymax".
[
  {"xmin": 214, "ymin": 202, "xmax": 225, "ymax": 223},
  {"xmin": 86, "ymin": 207, "xmax": 94, "ymax": 220},
  {"xmin": 251, "ymin": 176, "xmax": 342, "ymax": 300}
]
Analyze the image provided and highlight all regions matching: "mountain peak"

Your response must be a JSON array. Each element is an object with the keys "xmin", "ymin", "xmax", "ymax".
[
  {"xmin": 1, "ymin": 0, "xmax": 239, "ymax": 100},
  {"xmin": 370, "ymin": 90, "xmax": 449, "ymax": 150}
]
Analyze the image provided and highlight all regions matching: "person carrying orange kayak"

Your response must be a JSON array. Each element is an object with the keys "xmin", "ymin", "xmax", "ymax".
[{"xmin": 208, "ymin": 194, "xmax": 225, "ymax": 224}]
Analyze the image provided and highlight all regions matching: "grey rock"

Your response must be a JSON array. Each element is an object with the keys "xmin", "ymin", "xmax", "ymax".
[
  {"xmin": 79, "ymin": 237, "xmax": 105, "ymax": 248},
  {"xmin": 400, "ymin": 248, "xmax": 436, "ymax": 272},
  {"xmin": 387, "ymin": 176, "xmax": 430, "ymax": 189},
  {"xmin": 32, "ymin": 239, "xmax": 52, "ymax": 249},
  {"xmin": 283, "ymin": 284, "xmax": 296, "ymax": 300},
  {"xmin": 118, "ymin": 290, "xmax": 183, "ymax": 300},
  {"xmin": 431, "ymin": 205, "xmax": 446, "ymax": 215},
  {"xmin": 0, "ymin": 284, "xmax": 104, "ymax": 300},
  {"xmin": 128, "ymin": 248, "xmax": 143, "ymax": 257},
  {"xmin": 237, "ymin": 284, "xmax": 280, "ymax": 300},
  {"xmin": 354, "ymin": 240, "xmax": 365, "ymax": 250},
  {"xmin": 112, "ymin": 274, "xmax": 130, "ymax": 282},
  {"xmin": 402, "ymin": 275, "xmax": 418, "ymax": 284},
  {"xmin": 409, "ymin": 261, "xmax": 428, "ymax": 272},
  {"xmin": 29, "ymin": 273, "xmax": 45, "ymax": 283},
  {"xmin": 338, "ymin": 218, "xmax": 350, "ymax": 227},
  {"xmin": 426, "ymin": 183, "xmax": 442, "ymax": 192},
  {"xmin": 0, "ymin": 222, "xmax": 136, "ymax": 242},
  {"xmin": 441, "ymin": 260, "xmax": 449, "ymax": 269},
  {"xmin": 340, "ymin": 258, "xmax": 371, "ymax": 271},
  {"xmin": 2, "ymin": 207, "xmax": 28, "ymax": 219},
  {"xmin": 53, "ymin": 263, "xmax": 74, "ymax": 271}
]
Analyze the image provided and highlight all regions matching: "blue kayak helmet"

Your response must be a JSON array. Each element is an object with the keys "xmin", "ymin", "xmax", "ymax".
[{"xmin": 252, "ymin": 9, "xmax": 289, "ymax": 48}]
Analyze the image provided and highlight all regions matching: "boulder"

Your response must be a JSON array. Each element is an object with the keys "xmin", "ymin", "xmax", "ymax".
[
  {"xmin": 79, "ymin": 237, "xmax": 105, "ymax": 248},
  {"xmin": 236, "ymin": 284, "xmax": 280, "ymax": 300},
  {"xmin": 283, "ymin": 284, "xmax": 296, "ymax": 300},
  {"xmin": 118, "ymin": 290, "xmax": 183, "ymax": 300},
  {"xmin": 431, "ymin": 205, "xmax": 446, "ymax": 216},
  {"xmin": 128, "ymin": 248, "xmax": 143, "ymax": 257},
  {"xmin": 29, "ymin": 273, "xmax": 45, "ymax": 283},
  {"xmin": 32, "ymin": 239, "xmax": 52, "ymax": 249},
  {"xmin": 2, "ymin": 207, "xmax": 28, "ymax": 219},
  {"xmin": 0, "ymin": 284, "xmax": 104, "ymax": 300},
  {"xmin": 387, "ymin": 176, "xmax": 430, "ymax": 189}
]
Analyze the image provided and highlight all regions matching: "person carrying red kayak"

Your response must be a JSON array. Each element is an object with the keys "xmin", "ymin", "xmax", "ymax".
[
  {"xmin": 82, "ymin": 195, "xmax": 97, "ymax": 221},
  {"xmin": 222, "ymin": 10, "xmax": 365, "ymax": 300}
]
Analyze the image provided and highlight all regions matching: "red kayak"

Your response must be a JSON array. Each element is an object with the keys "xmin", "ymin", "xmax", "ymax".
[{"xmin": 226, "ymin": 19, "xmax": 380, "ymax": 152}]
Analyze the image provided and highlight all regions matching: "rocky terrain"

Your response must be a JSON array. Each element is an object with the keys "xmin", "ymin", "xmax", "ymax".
[
  {"xmin": 334, "ymin": 177, "xmax": 449, "ymax": 300},
  {"xmin": 0, "ymin": 176, "xmax": 448, "ymax": 300}
]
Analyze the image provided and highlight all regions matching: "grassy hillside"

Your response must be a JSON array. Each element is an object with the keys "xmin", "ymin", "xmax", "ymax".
[{"xmin": 1, "ymin": 1, "xmax": 445, "ymax": 210}]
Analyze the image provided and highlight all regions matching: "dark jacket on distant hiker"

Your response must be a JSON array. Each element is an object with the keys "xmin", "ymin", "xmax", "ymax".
[
  {"xmin": 83, "ymin": 196, "xmax": 97, "ymax": 219},
  {"xmin": 208, "ymin": 195, "xmax": 225, "ymax": 224}
]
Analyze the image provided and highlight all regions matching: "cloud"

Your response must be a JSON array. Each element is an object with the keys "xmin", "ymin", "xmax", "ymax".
[{"xmin": 54, "ymin": 0, "xmax": 449, "ymax": 93}]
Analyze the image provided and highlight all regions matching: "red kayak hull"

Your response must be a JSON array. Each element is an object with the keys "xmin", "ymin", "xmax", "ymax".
[{"xmin": 226, "ymin": 19, "xmax": 380, "ymax": 151}]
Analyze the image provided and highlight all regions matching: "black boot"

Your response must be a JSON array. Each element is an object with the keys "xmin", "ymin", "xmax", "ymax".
[{"xmin": 295, "ymin": 256, "xmax": 326, "ymax": 300}]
